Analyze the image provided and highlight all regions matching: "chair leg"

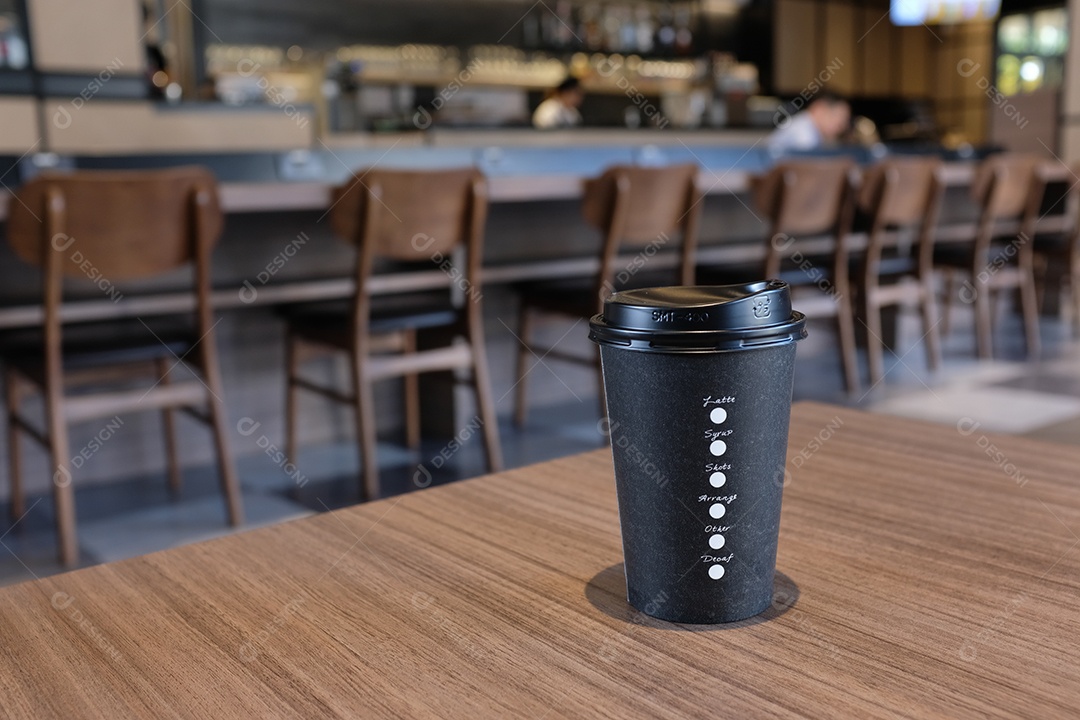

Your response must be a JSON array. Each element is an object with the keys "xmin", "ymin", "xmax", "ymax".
[
  {"xmin": 864, "ymin": 292, "xmax": 886, "ymax": 388},
  {"xmin": 920, "ymin": 279, "xmax": 943, "ymax": 372},
  {"xmin": 402, "ymin": 330, "xmax": 421, "ymax": 452},
  {"xmin": 836, "ymin": 290, "xmax": 861, "ymax": 394},
  {"xmin": 513, "ymin": 303, "xmax": 534, "ymax": 429},
  {"xmin": 1072, "ymin": 272, "xmax": 1080, "ymax": 338},
  {"xmin": 975, "ymin": 283, "xmax": 994, "ymax": 360},
  {"xmin": 940, "ymin": 268, "xmax": 954, "ymax": 339},
  {"xmin": 45, "ymin": 385, "xmax": 78, "ymax": 568},
  {"xmin": 156, "ymin": 357, "xmax": 182, "ymax": 496},
  {"xmin": 351, "ymin": 356, "xmax": 380, "ymax": 502},
  {"xmin": 4, "ymin": 368, "xmax": 25, "ymax": 523},
  {"xmin": 468, "ymin": 326, "xmax": 503, "ymax": 473},
  {"xmin": 285, "ymin": 332, "xmax": 300, "ymax": 464},
  {"xmin": 1033, "ymin": 254, "xmax": 1048, "ymax": 314},
  {"xmin": 201, "ymin": 361, "xmax": 244, "ymax": 528},
  {"xmin": 1019, "ymin": 266, "xmax": 1041, "ymax": 360}
]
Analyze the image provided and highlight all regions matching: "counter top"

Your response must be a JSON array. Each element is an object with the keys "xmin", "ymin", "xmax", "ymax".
[
  {"xmin": 1, "ymin": 151, "xmax": 1064, "ymax": 332},
  {"xmin": 322, "ymin": 127, "xmax": 772, "ymax": 150},
  {"xmin": 0, "ymin": 403, "xmax": 1077, "ymax": 718},
  {"xmin": 0, "ymin": 146, "xmax": 984, "ymax": 221}
]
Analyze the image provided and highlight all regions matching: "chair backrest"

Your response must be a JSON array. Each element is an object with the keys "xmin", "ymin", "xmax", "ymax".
[
  {"xmin": 857, "ymin": 156, "xmax": 944, "ymax": 274},
  {"xmin": 583, "ymin": 164, "xmax": 701, "ymax": 298},
  {"xmin": 7, "ymin": 167, "xmax": 222, "ymax": 281},
  {"xmin": 1010, "ymin": 160, "xmax": 1077, "ymax": 255},
  {"xmin": 858, "ymin": 156, "xmax": 943, "ymax": 228},
  {"xmin": 582, "ymin": 163, "xmax": 700, "ymax": 246},
  {"xmin": 329, "ymin": 167, "xmax": 485, "ymax": 262},
  {"xmin": 328, "ymin": 167, "xmax": 489, "ymax": 337},
  {"xmin": 1068, "ymin": 163, "xmax": 1080, "ymax": 263},
  {"xmin": 753, "ymin": 159, "xmax": 854, "ymax": 237},
  {"xmin": 971, "ymin": 153, "xmax": 1043, "ymax": 221}
]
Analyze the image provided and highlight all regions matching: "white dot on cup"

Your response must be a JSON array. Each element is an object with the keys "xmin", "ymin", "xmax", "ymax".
[
  {"xmin": 710, "ymin": 407, "xmax": 727, "ymax": 424},
  {"xmin": 709, "ymin": 534, "xmax": 725, "ymax": 550},
  {"xmin": 710, "ymin": 440, "xmax": 727, "ymax": 456},
  {"xmin": 709, "ymin": 471, "xmax": 726, "ymax": 488},
  {"xmin": 708, "ymin": 564, "xmax": 725, "ymax": 580},
  {"xmin": 709, "ymin": 503, "xmax": 726, "ymax": 519}
]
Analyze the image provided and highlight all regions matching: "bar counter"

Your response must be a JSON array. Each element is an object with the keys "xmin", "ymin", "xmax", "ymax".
[
  {"xmin": 0, "ymin": 128, "xmax": 991, "ymax": 218},
  {"xmin": 0, "ymin": 131, "xmax": 1063, "ymax": 331}
]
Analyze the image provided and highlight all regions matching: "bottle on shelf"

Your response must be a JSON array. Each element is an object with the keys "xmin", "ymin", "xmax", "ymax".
[
  {"xmin": 674, "ymin": 4, "xmax": 694, "ymax": 56},
  {"xmin": 655, "ymin": 5, "xmax": 677, "ymax": 56},
  {"xmin": 581, "ymin": 3, "xmax": 604, "ymax": 51},
  {"xmin": 618, "ymin": 6, "xmax": 637, "ymax": 52},
  {"xmin": 635, "ymin": 4, "xmax": 655, "ymax": 55},
  {"xmin": 541, "ymin": 5, "xmax": 558, "ymax": 47},
  {"xmin": 0, "ymin": 14, "xmax": 28, "ymax": 70},
  {"xmin": 555, "ymin": 0, "xmax": 576, "ymax": 49},
  {"xmin": 523, "ymin": 8, "xmax": 540, "ymax": 48},
  {"xmin": 602, "ymin": 4, "xmax": 622, "ymax": 51}
]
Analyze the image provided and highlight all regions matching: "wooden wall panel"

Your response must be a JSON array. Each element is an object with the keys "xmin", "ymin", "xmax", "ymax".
[
  {"xmin": 0, "ymin": 97, "xmax": 40, "ymax": 154},
  {"xmin": 936, "ymin": 40, "xmax": 962, "ymax": 101},
  {"xmin": 857, "ymin": 6, "xmax": 893, "ymax": 96},
  {"xmin": 769, "ymin": 0, "xmax": 998, "ymax": 145},
  {"xmin": 897, "ymin": 26, "xmax": 930, "ymax": 97},
  {"xmin": 963, "ymin": 105, "xmax": 987, "ymax": 144},
  {"xmin": 43, "ymin": 101, "xmax": 314, "ymax": 155},
  {"xmin": 774, "ymin": 0, "xmax": 819, "ymax": 93},
  {"xmin": 823, "ymin": 4, "xmax": 856, "ymax": 93},
  {"xmin": 27, "ymin": 0, "xmax": 144, "ymax": 74}
]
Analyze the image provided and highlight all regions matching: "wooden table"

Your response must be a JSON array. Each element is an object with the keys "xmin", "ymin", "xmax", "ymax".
[{"xmin": 0, "ymin": 402, "xmax": 1078, "ymax": 718}]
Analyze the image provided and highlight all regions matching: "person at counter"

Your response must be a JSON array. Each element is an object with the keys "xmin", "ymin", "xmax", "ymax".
[
  {"xmin": 532, "ymin": 77, "xmax": 584, "ymax": 129},
  {"xmin": 767, "ymin": 90, "xmax": 851, "ymax": 154}
]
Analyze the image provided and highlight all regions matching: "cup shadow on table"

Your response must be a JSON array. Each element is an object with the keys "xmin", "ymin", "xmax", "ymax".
[{"xmin": 584, "ymin": 563, "xmax": 799, "ymax": 631}]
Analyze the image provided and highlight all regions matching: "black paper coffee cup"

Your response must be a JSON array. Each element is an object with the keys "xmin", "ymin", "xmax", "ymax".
[{"xmin": 589, "ymin": 281, "xmax": 806, "ymax": 624}]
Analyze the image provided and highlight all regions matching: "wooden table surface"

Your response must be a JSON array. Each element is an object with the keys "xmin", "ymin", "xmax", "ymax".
[{"xmin": 0, "ymin": 402, "xmax": 1078, "ymax": 718}]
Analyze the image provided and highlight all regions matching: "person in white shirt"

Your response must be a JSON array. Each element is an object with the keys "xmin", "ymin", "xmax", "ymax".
[
  {"xmin": 532, "ymin": 77, "xmax": 584, "ymax": 129},
  {"xmin": 767, "ymin": 90, "xmax": 851, "ymax": 154}
]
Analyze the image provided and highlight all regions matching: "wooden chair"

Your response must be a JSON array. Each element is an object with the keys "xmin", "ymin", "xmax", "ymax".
[
  {"xmin": 856, "ymin": 157, "xmax": 945, "ymax": 386},
  {"xmin": 935, "ymin": 153, "xmax": 1043, "ymax": 359},
  {"xmin": 2, "ymin": 167, "xmax": 243, "ymax": 567},
  {"xmin": 756, "ymin": 159, "xmax": 860, "ymax": 394},
  {"xmin": 512, "ymin": 163, "xmax": 702, "ymax": 427},
  {"xmin": 1031, "ymin": 163, "xmax": 1080, "ymax": 337},
  {"xmin": 284, "ymin": 168, "xmax": 502, "ymax": 501}
]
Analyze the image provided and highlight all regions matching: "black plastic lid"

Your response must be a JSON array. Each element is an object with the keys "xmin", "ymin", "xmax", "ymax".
[{"xmin": 589, "ymin": 281, "xmax": 807, "ymax": 353}]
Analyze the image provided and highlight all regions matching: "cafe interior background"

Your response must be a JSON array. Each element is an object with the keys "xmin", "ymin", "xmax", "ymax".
[{"xmin": 0, "ymin": 0, "xmax": 1078, "ymax": 577}]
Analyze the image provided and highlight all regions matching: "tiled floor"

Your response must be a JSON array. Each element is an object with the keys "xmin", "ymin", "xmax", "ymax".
[{"xmin": 2, "ymin": 298, "xmax": 1078, "ymax": 585}]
